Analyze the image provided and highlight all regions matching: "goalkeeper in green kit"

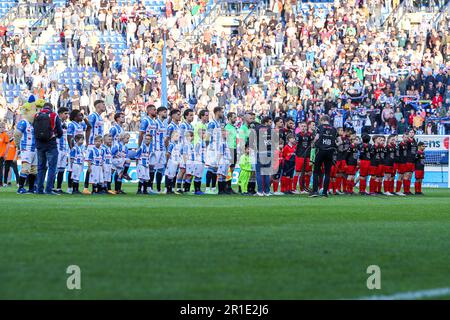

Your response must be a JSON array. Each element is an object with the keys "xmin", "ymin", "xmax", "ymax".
[{"xmin": 238, "ymin": 144, "xmax": 253, "ymax": 195}]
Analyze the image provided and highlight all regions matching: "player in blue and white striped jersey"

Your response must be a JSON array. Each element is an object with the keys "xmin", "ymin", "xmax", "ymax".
[
  {"xmin": 205, "ymin": 107, "xmax": 224, "ymax": 194},
  {"xmin": 102, "ymin": 134, "xmax": 114, "ymax": 194},
  {"xmin": 135, "ymin": 133, "xmax": 153, "ymax": 195},
  {"xmin": 84, "ymin": 100, "xmax": 106, "ymax": 194},
  {"xmin": 182, "ymin": 131, "xmax": 195, "ymax": 193},
  {"xmin": 138, "ymin": 105, "xmax": 157, "ymax": 147},
  {"xmin": 67, "ymin": 109, "xmax": 91, "ymax": 149},
  {"xmin": 111, "ymin": 132, "xmax": 130, "ymax": 195},
  {"xmin": 217, "ymin": 127, "xmax": 232, "ymax": 195},
  {"xmin": 87, "ymin": 135, "xmax": 105, "ymax": 194},
  {"xmin": 192, "ymin": 129, "xmax": 207, "ymax": 195},
  {"xmin": 176, "ymin": 108, "xmax": 195, "ymax": 193},
  {"xmin": 69, "ymin": 134, "xmax": 85, "ymax": 194},
  {"xmin": 55, "ymin": 107, "xmax": 70, "ymax": 193},
  {"xmin": 67, "ymin": 109, "xmax": 91, "ymax": 193},
  {"xmin": 138, "ymin": 105, "xmax": 157, "ymax": 190},
  {"xmin": 109, "ymin": 112, "xmax": 125, "ymax": 146},
  {"xmin": 165, "ymin": 130, "xmax": 183, "ymax": 194},
  {"xmin": 153, "ymin": 107, "xmax": 168, "ymax": 193}
]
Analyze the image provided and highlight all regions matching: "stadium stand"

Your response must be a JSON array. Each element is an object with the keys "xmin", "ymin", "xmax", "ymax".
[{"xmin": 0, "ymin": 0, "xmax": 449, "ymax": 135}]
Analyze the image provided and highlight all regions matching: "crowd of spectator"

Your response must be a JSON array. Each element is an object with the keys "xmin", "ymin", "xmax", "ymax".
[{"xmin": 1, "ymin": 0, "xmax": 450, "ymax": 135}]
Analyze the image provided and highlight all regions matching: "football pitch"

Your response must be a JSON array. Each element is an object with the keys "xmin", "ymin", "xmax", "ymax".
[{"xmin": 0, "ymin": 186, "xmax": 449, "ymax": 300}]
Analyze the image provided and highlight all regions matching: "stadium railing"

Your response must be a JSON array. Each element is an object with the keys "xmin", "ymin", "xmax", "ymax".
[{"xmin": 432, "ymin": 0, "xmax": 450, "ymax": 28}]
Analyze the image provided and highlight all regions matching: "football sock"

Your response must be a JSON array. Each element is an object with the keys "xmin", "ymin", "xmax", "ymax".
[
  {"xmin": 293, "ymin": 176, "xmax": 299, "ymax": 191},
  {"xmin": 149, "ymin": 171, "xmax": 155, "ymax": 189},
  {"xmin": 184, "ymin": 179, "xmax": 191, "ymax": 192},
  {"xmin": 280, "ymin": 176, "xmax": 286, "ymax": 193},
  {"xmin": 369, "ymin": 178, "xmax": 376, "ymax": 193},
  {"xmin": 396, "ymin": 180, "xmax": 402, "ymax": 193},
  {"xmin": 28, "ymin": 174, "xmax": 36, "ymax": 191},
  {"xmin": 123, "ymin": 163, "xmax": 130, "ymax": 176},
  {"xmin": 384, "ymin": 180, "xmax": 389, "ymax": 193},
  {"xmin": 359, "ymin": 177, "xmax": 366, "ymax": 193},
  {"xmin": 273, "ymin": 180, "xmax": 279, "ymax": 192},
  {"xmin": 56, "ymin": 171, "xmax": 64, "ymax": 189},
  {"xmin": 143, "ymin": 181, "xmax": 148, "ymax": 193},
  {"xmin": 138, "ymin": 181, "xmax": 142, "ymax": 192},
  {"xmin": 404, "ymin": 179, "xmax": 411, "ymax": 193},
  {"xmin": 206, "ymin": 170, "xmax": 212, "ymax": 187},
  {"xmin": 166, "ymin": 176, "xmax": 172, "ymax": 192},
  {"xmin": 84, "ymin": 174, "xmax": 90, "ymax": 189},
  {"xmin": 211, "ymin": 173, "xmax": 217, "ymax": 188},
  {"xmin": 156, "ymin": 171, "xmax": 163, "ymax": 191},
  {"xmin": 305, "ymin": 175, "xmax": 311, "ymax": 190},
  {"xmin": 194, "ymin": 179, "xmax": 201, "ymax": 192},
  {"xmin": 176, "ymin": 179, "xmax": 182, "ymax": 190},
  {"xmin": 287, "ymin": 177, "xmax": 293, "ymax": 192},
  {"xmin": 19, "ymin": 174, "xmax": 27, "ymax": 189},
  {"xmin": 68, "ymin": 171, "xmax": 73, "ymax": 188}
]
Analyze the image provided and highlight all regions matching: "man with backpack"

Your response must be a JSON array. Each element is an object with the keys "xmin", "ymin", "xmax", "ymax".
[{"xmin": 34, "ymin": 102, "xmax": 63, "ymax": 195}]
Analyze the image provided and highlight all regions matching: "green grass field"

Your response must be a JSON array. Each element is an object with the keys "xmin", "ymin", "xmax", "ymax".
[{"xmin": 0, "ymin": 185, "xmax": 449, "ymax": 300}]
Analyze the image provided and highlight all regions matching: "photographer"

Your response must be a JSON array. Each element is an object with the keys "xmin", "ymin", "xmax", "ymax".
[{"xmin": 35, "ymin": 103, "xmax": 63, "ymax": 195}]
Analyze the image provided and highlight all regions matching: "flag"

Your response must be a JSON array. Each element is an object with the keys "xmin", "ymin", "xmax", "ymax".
[{"xmin": 161, "ymin": 33, "xmax": 168, "ymax": 108}]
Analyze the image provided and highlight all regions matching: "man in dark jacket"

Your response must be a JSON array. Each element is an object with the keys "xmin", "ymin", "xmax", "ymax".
[{"xmin": 35, "ymin": 103, "xmax": 63, "ymax": 195}]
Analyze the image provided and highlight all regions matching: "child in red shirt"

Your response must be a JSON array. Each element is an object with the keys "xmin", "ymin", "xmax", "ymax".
[{"xmin": 281, "ymin": 134, "xmax": 297, "ymax": 194}]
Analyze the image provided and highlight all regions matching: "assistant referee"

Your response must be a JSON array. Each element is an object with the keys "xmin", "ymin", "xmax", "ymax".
[{"xmin": 310, "ymin": 115, "xmax": 337, "ymax": 198}]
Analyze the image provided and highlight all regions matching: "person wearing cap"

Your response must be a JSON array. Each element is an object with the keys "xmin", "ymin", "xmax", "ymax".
[{"xmin": 35, "ymin": 102, "xmax": 64, "ymax": 195}]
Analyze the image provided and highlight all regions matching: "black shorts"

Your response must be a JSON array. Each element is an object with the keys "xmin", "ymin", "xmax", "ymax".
[
  {"xmin": 272, "ymin": 165, "xmax": 282, "ymax": 180},
  {"xmin": 282, "ymin": 161, "xmax": 295, "ymax": 177}
]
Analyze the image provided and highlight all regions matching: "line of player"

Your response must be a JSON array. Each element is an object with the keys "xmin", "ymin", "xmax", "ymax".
[
  {"xmin": 14, "ymin": 100, "xmax": 426, "ymax": 196},
  {"xmin": 277, "ymin": 125, "xmax": 425, "ymax": 196}
]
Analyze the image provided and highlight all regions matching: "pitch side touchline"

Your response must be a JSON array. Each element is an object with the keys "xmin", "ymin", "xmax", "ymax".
[{"xmin": 356, "ymin": 287, "xmax": 450, "ymax": 300}]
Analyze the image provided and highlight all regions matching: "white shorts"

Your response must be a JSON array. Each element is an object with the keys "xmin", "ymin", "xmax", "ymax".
[
  {"xmin": 193, "ymin": 163, "xmax": 205, "ymax": 178},
  {"xmin": 112, "ymin": 158, "xmax": 125, "ymax": 171},
  {"xmin": 57, "ymin": 151, "xmax": 68, "ymax": 170},
  {"xmin": 89, "ymin": 165, "xmax": 104, "ymax": 184},
  {"xmin": 103, "ymin": 164, "xmax": 112, "ymax": 182},
  {"xmin": 205, "ymin": 148, "xmax": 218, "ymax": 167},
  {"xmin": 72, "ymin": 163, "xmax": 83, "ymax": 182},
  {"xmin": 185, "ymin": 161, "xmax": 195, "ymax": 176},
  {"xmin": 153, "ymin": 150, "xmax": 166, "ymax": 170},
  {"xmin": 137, "ymin": 164, "xmax": 150, "ymax": 181},
  {"xmin": 217, "ymin": 163, "xmax": 230, "ymax": 176},
  {"xmin": 21, "ymin": 150, "xmax": 38, "ymax": 166},
  {"xmin": 166, "ymin": 159, "xmax": 179, "ymax": 179}
]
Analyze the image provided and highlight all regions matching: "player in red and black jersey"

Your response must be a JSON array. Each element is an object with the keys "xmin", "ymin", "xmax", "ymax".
[
  {"xmin": 383, "ymin": 135, "xmax": 397, "ymax": 196},
  {"xmin": 414, "ymin": 142, "xmax": 426, "ymax": 195},
  {"xmin": 271, "ymin": 143, "xmax": 284, "ymax": 195},
  {"xmin": 281, "ymin": 134, "xmax": 297, "ymax": 194},
  {"xmin": 368, "ymin": 135, "xmax": 384, "ymax": 195},
  {"xmin": 335, "ymin": 128, "xmax": 350, "ymax": 194},
  {"xmin": 394, "ymin": 134, "xmax": 408, "ymax": 196},
  {"xmin": 358, "ymin": 134, "xmax": 371, "ymax": 195},
  {"xmin": 376, "ymin": 136, "xmax": 386, "ymax": 194},
  {"xmin": 404, "ymin": 129, "xmax": 418, "ymax": 195},
  {"xmin": 294, "ymin": 122, "xmax": 313, "ymax": 193},
  {"xmin": 345, "ymin": 134, "xmax": 360, "ymax": 194}
]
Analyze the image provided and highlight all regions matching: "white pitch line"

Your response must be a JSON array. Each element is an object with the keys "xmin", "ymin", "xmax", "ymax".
[{"xmin": 357, "ymin": 287, "xmax": 450, "ymax": 300}]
